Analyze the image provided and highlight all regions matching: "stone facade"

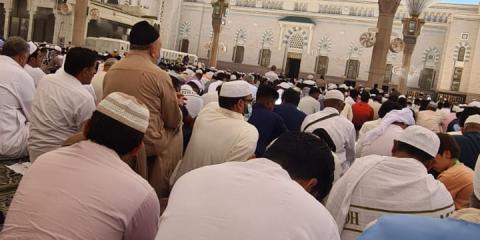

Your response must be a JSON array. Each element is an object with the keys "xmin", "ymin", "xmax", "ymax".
[{"xmin": 161, "ymin": 0, "xmax": 480, "ymax": 97}]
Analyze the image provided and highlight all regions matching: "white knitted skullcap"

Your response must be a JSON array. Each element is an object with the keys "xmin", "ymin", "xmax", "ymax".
[
  {"xmin": 325, "ymin": 90, "xmax": 345, "ymax": 101},
  {"xmin": 97, "ymin": 92, "xmax": 150, "ymax": 133},
  {"xmin": 220, "ymin": 80, "xmax": 251, "ymax": 98},
  {"xmin": 394, "ymin": 125, "xmax": 440, "ymax": 158}
]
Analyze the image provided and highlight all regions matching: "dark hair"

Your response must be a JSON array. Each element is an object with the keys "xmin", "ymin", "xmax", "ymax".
[
  {"xmin": 395, "ymin": 141, "xmax": 434, "ymax": 163},
  {"xmin": 86, "ymin": 111, "xmax": 144, "ymax": 156},
  {"xmin": 361, "ymin": 91, "xmax": 370, "ymax": 102},
  {"xmin": 1, "ymin": 36, "xmax": 29, "ymax": 57},
  {"xmin": 398, "ymin": 97, "xmax": 408, "ymax": 108},
  {"xmin": 378, "ymin": 100, "xmax": 402, "ymax": 118},
  {"xmin": 309, "ymin": 87, "xmax": 321, "ymax": 96},
  {"xmin": 282, "ymin": 88, "xmax": 301, "ymax": 106},
  {"xmin": 264, "ymin": 132, "xmax": 335, "ymax": 201},
  {"xmin": 219, "ymin": 96, "xmax": 243, "ymax": 110},
  {"xmin": 312, "ymin": 128, "xmax": 336, "ymax": 152},
  {"xmin": 457, "ymin": 107, "xmax": 480, "ymax": 127},
  {"xmin": 64, "ymin": 47, "xmax": 98, "ymax": 76},
  {"xmin": 437, "ymin": 133, "xmax": 460, "ymax": 159},
  {"xmin": 257, "ymin": 85, "xmax": 278, "ymax": 100}
]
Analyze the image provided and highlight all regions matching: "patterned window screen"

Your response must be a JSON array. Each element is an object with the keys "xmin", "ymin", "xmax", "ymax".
[
  {"xmin": 258, "ymin": 49, "xmax": 271, "ymax": 67},
  {"xmin": 315, "ymin": 56, "xmax": 329, "ymax": 76},
  {"xmin": 233, "ymin": 46, "xmax": 245, "ymax": 64},
  {"xmin": 345, "ymin": 59, "xmax": 360, "ymax": 80}
]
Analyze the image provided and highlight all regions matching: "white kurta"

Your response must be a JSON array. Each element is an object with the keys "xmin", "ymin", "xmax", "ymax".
[
  {"xmin": 201, "ymin": 91, "xmax": 219, "ymax": 107},
  {"xmin": 0, "ymin": 56, "xmax": 36, "ymax": 159},
  {"xmin": 158, "ymin": 159, "xmax": 340, "ymax": 240},
  {"xmin": 326, "ymin": 155, "xmax": 454, "ymax": 240},
  {"xmin": 24, "ymin": 64, "xmax": 46, "ymax": 88},
  {"xmin": 28, "ymin": 69, "xmax": 96, "ymax": 161},
  {"xmin": 301, "ymin": 107, "xmax": 356, "ymax": 173},
  {"xmin": 180, "ymin": 85, "xmax": 204, "ymax": 118},
  {"xmin": 358, "ymin": 119, "xmax": 382, "ymax": 139},
  {"xmin": 171, "ymin": 102, "xmax": 259, "ymax": 183},
  {"xmin": 298, "ymin": 96, "xmax": 321, "ymax": 115},
  {"xmin": 368, "ymin": 100, "xmax": 382, "ymax": 120},
  {"xmin": 341, "ymin": 103, "xmax": 354, "ymax": 121},
  {"xmin": 90, "ymin": 70, "xmax": 107, "ymax": 104},
  {"xmin": 356, "ymin": 124, "xmax": 404, "ymax": 157}
]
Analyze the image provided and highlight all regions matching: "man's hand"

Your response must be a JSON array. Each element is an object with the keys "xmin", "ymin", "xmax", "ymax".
[{"xmin": 176, "ymin": 92, "xmax": 187, "ymax": 107}]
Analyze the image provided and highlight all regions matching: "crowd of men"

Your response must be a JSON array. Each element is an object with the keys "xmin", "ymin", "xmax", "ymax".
[{"xmin": 0, "ymin": 20, "xmax": 479, "ymax": 239}]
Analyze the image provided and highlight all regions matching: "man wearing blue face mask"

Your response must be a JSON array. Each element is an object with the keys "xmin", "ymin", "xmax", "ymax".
[
  {"xmin": 171, "ymin": 81, "xmax": 259, "ymax": 184},
  {"xmin": 248, "ymin": 85, "xmax": 287, "ymax": 157}
]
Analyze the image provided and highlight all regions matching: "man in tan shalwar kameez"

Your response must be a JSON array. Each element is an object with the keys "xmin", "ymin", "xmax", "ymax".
[{"xmin": 103, "ymin": 21, "xmax": 182, "ymax": 198}]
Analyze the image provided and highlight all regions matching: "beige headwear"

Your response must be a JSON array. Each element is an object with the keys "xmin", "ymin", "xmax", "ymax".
[{"xmin": 97, "ymin": 92, "xmax": 150, "ymax": 133}]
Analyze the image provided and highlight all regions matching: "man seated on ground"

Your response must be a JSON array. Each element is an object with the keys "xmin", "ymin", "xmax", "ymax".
[
  {"xmin": 157, "ymin": 132, "xmax": 340, "ymax": 240},
  {"xmin": 417, "ymin": 101, "xmax": 445, "ymax": 133},
  {"xmin": 24, "ymin": 42, "xmax": 46, "ymax": 87},
  {"xmin": 248, "ymin": 85, "xmax": 287, "ymax": 157},
  {"xmin": 434, "ymin": 133, "xmax": 474, "ymax": 210},
  {"xmin": 326, "ymin": 125, "xmax": 454, "ymax": 240},
  {"xmin": 2, "ymin": 92, "xmax": 160, "ymax": 240},
  {"xmin": 28, "ymin": 47, "xmax": 97, "ymax": 162},
  {"xmin": 358, "ymin": 100, "xmax": 403, "ymax": 139},
  {"xmin": 171, "ymin": 81, "xmax": 259, "ymax": 183},
  {"xmin": 298, "ymin": 87, "xmax": 321, "ymax": 115},
  {"xmin": 453, "ymin": 114, "xmax": 480, "ymax": 169},
  {"xmin": 352, "ymin": 91, "xmax": 374, "ymax": 130},
  {"xmin": 274, "ymin": 88, "xmax": 306, "ymax": 131},
  {"xmin": 0, "ymin": 37, "xmax": 35, "ymax": 160},
  {"xmin": 302, "ymin": 90, "xmax": 356, "ymax": 175},
  {"xmin": 356, "ymin": 108, "xmax": 415, "ymax": 157},
  {"xmin": 357, "ymin": 155, "xmax": 480, "ymax": 240}
]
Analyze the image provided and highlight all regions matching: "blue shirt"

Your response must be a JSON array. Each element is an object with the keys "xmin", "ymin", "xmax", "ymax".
[
  {"xmin": 358, "ymin": 215, "xmax": 480, "ymax": 240},
  {"xmin": 249, "ymin": 104, "xmax": 287, "ymax": 157},
  {"xmin": 453, "ymin": 132, "xmax": 480, "ymax": 169},
  {"xmin": 274, "ymin": 103, "xmax": 307, "ymax": 131}
]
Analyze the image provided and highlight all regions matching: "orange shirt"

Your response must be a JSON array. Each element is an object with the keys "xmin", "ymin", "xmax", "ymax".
[{"xmin": 438, "ymin": 163, "xmax": 474, "ymax": 209}]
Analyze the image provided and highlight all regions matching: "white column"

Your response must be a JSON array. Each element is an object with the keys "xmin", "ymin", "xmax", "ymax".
[
  {"xmin": 3, "ymin": 9, "xmax": 12, "ymax": 39},
  {"xmin": 27, "ymin": 10, "xmax": 36, "ymax": 40}
]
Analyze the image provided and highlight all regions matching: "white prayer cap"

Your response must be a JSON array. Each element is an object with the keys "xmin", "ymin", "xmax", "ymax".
[
  {"xmin": 325, "ymin": 90, "xmax": 345, "ymax": 101},
  {"xmin": 468, "ymin": 101, "xmax": 480, "ymax": 108},
  {"xmin": 27, "ymin": 41, "xmax": 37, "ymax": 55},
  {"xmin": 339, "ymin": 84, "xmax": 348, "ymax": 90},
  {"xmin": 465, "ymin": 114, "xmax": 480, "ymax": 125},
  {"xmin": 475, "ymin": 156, "xmax": 480, "ymax": 199},
  {"xmin": 278, "ymin": 82, "xmax": 292, "ymax": 89},
  {"xmin": 230, "ymin": 75, "xmax": 237, "ymax": 81},
  {"xmin": 220, "ymin": 81, "xmax": 251, "ymax": 98},
  {"xmin": 195, "ymin": 69, "xmax": 203, "ymax": 74},
  {"xmin": 97, "ymin": 92, "xmax": 150, "ymax": 133},
  {"xmin": 327, "ymin": 83, "xmax": 337, "ymax": 90},
  {"xmin": 371, "ymin": 94, "xmax": 377, "ymax": 97},
  {"xmin": 349, "ymin": 86, "xmax": 354, "ymax": 90},
  {"xmin": 303, "ymin": 80, "xmax": 316, "ymax": 86},
  {"xmin": 395, "ymin": 125, "xmax": 440, "ymax": 158},
  {"xmin": 452, "ymin": 105, "xmax": 464, "ymax": 113},
  {"xmin": 399, "ymin": 95, "xmax": 406, "ymax": 99},
  {"xmin": 379, "ymin": 89, "xmax": 384, "ymax": 94},
  {"xmin": 53, "ymin": 45, "xmax": 62, "ymax": 52},
  {"xmin": 184, "ymin": 69, "xmax": 195, "ymax": 77},
  {"xmin": 206, "ymin": 72, "xmax": 214, "ymax": 79},
  {"xmin": 307, "ymin": 74, "xmax": 314, "ymax": 80}
]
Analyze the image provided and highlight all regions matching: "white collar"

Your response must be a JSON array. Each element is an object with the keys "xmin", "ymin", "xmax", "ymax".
[
  {"xmin": 56, "ymin": 69, "xmax": 83, "ymax": 87},
  {"xmin": 218, "ymin": 106, "xmax": 245, "ymax": 120},
  {"xmin": 323, "ymin": 107, "xmax": 340, "ymax": 114}
]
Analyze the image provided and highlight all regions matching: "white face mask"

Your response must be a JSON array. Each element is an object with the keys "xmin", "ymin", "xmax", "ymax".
[{"xmin": 244, "ymin": 103, "xmax": 253, "ymax": 120}]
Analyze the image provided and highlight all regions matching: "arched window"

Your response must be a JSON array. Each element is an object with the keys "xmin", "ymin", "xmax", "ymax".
[
  {"xmin": 457, "ymin": 47, "xmax": 466, "ymax": 62},
  {"xmin": 232, "ymin": 46, "xmax": 245, "ymax": 64},
  {"xmin": 345, "ymin": 59, "xmax": 360, "ymax": 80},
  {"xmin": 315, "ymin": 56, "xmax": 329, "ymax": 76},
  {"xmin": 258, "ymin": 49, "xmax": 271, "ymax": 67}
]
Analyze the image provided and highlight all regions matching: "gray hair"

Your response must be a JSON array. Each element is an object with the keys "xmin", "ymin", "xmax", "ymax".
[{"xmin": 1, "ymin": 36, "xmax": 29, "ymax": 58}]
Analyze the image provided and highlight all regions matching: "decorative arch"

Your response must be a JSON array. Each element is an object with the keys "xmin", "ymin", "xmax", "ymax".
[
  {"xmin": 179, "ymin": 21, "xmax": 192, "ymax": 39},
  {"xmin": 282, "ymin": 26, "xmax": 308, "ymax": 50},
  {"xmin": 316, "ymin": 36, "xmax": 332, "ymax": 56},
  {"xmin": 454, "ymin": 42, "xmax": 471, "ymax": 62},
  {"xmin": 422, "ymin": 47, "xmax": 441, "ymax": 67},
  {"xmin": 347, "ymin": 41, "xmax": 364, "ymax": 60},
  {"xmin": 234, "ymin": 28, "xmax": 248, "ymax": 46}
]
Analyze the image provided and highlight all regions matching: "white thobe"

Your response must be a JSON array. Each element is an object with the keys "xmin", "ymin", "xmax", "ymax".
[
  {"xmin": 90, "ymin": 70, "xmax": 107, "ymax": 104},
  {"xmin": 356, "ymin": 124, "xmax": 404, "ymax": 157},
  {"xmin": 358, "ymin": 119, "xmax": 382, "ymax": 139},
  {"xmin": 158, "ymin": 159, "xmax": 340, "ymax": 240},
  {"xmin": 249, "ymin": 83, "xmax": 258, "ymax": 100},
  {"xmin": 326, "ymin": 155, "xmax": 454, "ymax": 240},
  {"xmin": 0, "ymin": 56, "xmax": 36, "ymax": 159},
  {"xmin": 301, "ymin": 107, "xmax": 356, "ymax": 173},
  {"xmin": 298, "ymin": 96, "xmax": 321, "ymax": 115},
  {"xmin": 345, "ymin": 96, "xmax": 355, "ymax": 106},
  {"xmin": 201, "ymin": 91, "xmax": 219, "ymax": 107},
  {"xmin": 28, "ymin": 69, "xmax": 96, "ymax": 161},
  {"xmin": 368, "ymin": 100, "xmax": 382, "ymax": 120},
  {"xmin": 171, "ymin": 102, "xmax": 259, "ymax": 183},
  {"xmin": 24, "ymin": 64, "xmax": 46, "ymax": 87},
  {"xmin": 180, "ymin": 86, "xmax": 204, "ymax": 118},
  {"xmin": 341, "ymin": 103, "xmax": 354, "ymax": 121},
  {"xmin": 264, "ymin": 71, "xmax": 279, "ymax": 82},
  {"xmin": 416, "ymin": 110, "xmax": 445, "ymax": 133}
]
